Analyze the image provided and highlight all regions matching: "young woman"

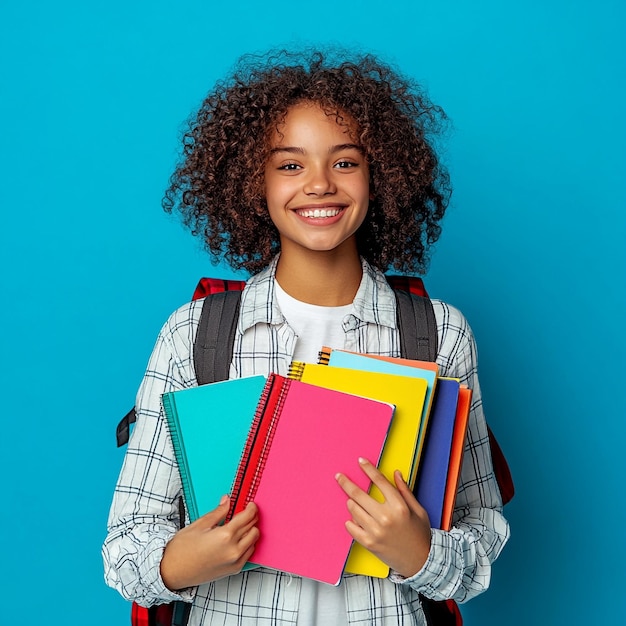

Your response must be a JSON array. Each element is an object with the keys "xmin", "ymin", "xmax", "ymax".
[{"xmin": 103, "ymin": 50, "xmax": 510, "ymax": 625}]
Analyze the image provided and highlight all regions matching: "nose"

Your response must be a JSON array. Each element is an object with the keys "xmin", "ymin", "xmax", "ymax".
[{"xmin": 303, "ymin": 164, "xmax": 336, "ymax": 196}]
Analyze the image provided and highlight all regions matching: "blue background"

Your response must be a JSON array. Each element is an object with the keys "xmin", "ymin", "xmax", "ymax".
[{"xmin": 1, "ymin": 1, "xmax": 624, "ymax": 624}]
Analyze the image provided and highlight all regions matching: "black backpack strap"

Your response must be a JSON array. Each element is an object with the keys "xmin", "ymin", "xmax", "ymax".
[
  {"xmin": 193, "ymin": 291, "xmax": 242, "ymax": 386},
  {"xmin": 116, "ymin": 408, "xmax": 136, "ymax": 447},
  {"xmin": 115, "ymin": 290, "xmax": 242, "ymax": 447},
  {"xmin": 394, "ymin": 289, "xmax": 438, "ymax": 361},
  {"xmin": 394, "ymin": 290, "xmax": 458, "ymax": 625}
]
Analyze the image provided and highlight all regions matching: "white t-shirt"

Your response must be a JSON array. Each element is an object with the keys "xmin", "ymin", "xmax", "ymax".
[
  {"xmin": 274, "ymin": 280, "xmax": 351, "ymax": 364},
  {"xmin": 274, "ymin": 279, "xmax": 351, "ymax": 626}
]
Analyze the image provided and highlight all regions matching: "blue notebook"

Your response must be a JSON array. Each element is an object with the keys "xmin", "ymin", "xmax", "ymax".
[
  {"xmin": 161, "ymin": 375, "xmax": 268, "ymax": 522},
  {"xmin": 413, "ymin": 378, "xmax": 460, "ymax": 528}
]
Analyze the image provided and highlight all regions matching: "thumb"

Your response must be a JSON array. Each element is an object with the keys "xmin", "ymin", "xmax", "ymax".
[{"xmin": 197, "ymin": 494, "xmax": 230, "ymax": 528}]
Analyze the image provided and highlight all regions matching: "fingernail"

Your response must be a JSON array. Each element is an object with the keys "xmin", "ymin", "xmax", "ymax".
[
  {"xmin": 220, "ymin": 495, "xmax": 229, "ymax": 505},
  {"xmin": 358, "ymin": 457, "xmax": 367, "ymax": 465}
]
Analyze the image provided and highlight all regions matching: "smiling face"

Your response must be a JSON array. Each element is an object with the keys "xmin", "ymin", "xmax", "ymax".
[{"xmin": 264, "ymin": 102, "xmax": 370, "ymax": 263}]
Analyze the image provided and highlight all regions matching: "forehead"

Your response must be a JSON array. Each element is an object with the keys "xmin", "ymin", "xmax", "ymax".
[{"xmin": 269, "ymin": 102, "xmax": 358, "ymax": 145}]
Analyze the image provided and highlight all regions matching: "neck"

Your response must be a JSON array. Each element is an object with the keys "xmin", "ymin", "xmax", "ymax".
[{"xmin": 275, "ymin": 247, "xmax": 362, "ymax": 306}]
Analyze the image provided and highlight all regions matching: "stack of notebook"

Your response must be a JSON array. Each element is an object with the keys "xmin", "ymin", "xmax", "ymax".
[{"xmin": 161, "ymin": 349, "xmax": 471, "ymax": 585}]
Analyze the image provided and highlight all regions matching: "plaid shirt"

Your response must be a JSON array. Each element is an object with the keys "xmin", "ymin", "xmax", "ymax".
[{"xmin": 103, "ymin": 257, "xmax": 509, "ymax": 625}]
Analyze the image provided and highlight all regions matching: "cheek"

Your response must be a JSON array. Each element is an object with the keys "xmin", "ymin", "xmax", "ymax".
[
  {"xmin": 264, "ymin": 173, "xmax": 290, "ymax": 201},
  {"xmin": 353, "ymin": 175, "xmax": 372, "ymax": 205}
]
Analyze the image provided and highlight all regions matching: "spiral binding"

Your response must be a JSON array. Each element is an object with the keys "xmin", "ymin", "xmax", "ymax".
[
  {"xmin": 227, "ymin": 378, "xmax": 275, "ymax": 522},
  {"xmin": 245, "ymin": 377, "xmax": 291, "ymax": 504},
  {"xmin": 317, "ymin": 347, "xmax": 332, "ymax": 365},
  {"xmin": 287, "ymin": 360, "xmax": 305, "ymax": 380},
  {"xmin": 162, "ymin": 393, "xmax": 197, "ymax": 521}
]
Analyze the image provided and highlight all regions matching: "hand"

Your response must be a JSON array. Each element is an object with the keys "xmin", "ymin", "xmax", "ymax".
[
  {"xmin": 336, "ymin": 458, "xmax": 432, "ymax": 578},
  {"xmin": 160, "ymin": 496, "xmax": 259, "ymax": 590}
]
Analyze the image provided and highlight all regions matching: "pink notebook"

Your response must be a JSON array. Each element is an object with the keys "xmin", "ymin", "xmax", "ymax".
[{"xmin": 233, "ymin": 374, "xmax": 395, "ymax": 585}]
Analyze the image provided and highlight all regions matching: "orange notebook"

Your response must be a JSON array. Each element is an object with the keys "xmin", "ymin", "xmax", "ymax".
[
  {"xmin": 440, "ymin": 385, "xmax": 472, "ymax": 530},
  {"xmin": 233, "ymin": 373, "xmax": 395, "ymax": 585}
]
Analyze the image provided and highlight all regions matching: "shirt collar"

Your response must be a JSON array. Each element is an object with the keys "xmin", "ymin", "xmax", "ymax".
[{"xmin": 238, "ymin": 256, "xmax": 398, "ymax": 333}]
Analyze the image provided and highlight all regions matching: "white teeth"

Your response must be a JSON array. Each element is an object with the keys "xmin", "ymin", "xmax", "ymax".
[{"xmin": 298, "ymin": 208, "xmax": 341, "ymax": 218}]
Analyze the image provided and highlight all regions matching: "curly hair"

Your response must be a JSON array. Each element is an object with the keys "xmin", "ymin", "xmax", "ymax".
[{"xmin": 163, "ymin": 48, "xmax": 451, "ymax": 275}]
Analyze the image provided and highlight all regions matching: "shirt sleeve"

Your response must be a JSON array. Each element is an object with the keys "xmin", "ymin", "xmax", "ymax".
[
  {"xmin": 391, "ymin": 301, "xmax": 510, "ymax": 603},
  {"xmin": 102, "ymin": 303, "xmax": 200, "ymax": 607}
]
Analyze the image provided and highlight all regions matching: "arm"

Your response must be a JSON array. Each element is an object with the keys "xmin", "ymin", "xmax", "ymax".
[
  {"xmin": 408, "ymin": 301, "xmax": 509, "ymax": 602},
  {"xmin": 337, "ymin": 302, "xmax": 509, "ymax": 602},
  {"xmin": 102, "ymin": 303, "xmax": 258, "ymax": 606},
  {"xmin": 102, "ymin": 311, "xmax": 193, "ymax": 606}
]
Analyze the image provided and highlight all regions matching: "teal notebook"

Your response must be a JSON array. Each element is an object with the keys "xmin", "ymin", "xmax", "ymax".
[
  {"xmin": 318, "ymin": 348, "xmax": 438, "ymax": 487},
  {"xmin": 161, "ymin": 375, "xmax": 267, "ymax": 522}
]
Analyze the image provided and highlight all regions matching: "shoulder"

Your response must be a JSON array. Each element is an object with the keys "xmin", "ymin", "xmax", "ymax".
[
  {"xmin": 431, "ymin": 299, "xmax": 479, "ymax": 377},
  {"xmin": 155, "ymin": 298, "xmax": 205, "ymax": 357}
]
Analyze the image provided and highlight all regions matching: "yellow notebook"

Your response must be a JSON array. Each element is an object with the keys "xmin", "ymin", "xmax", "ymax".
[
  {"xmin": 318, "ymin": 347, "xmax": 439, "ymax": 487},
  {"xmin": 288, "ymin": 360, "xmax": 429, "ymax": 578}
]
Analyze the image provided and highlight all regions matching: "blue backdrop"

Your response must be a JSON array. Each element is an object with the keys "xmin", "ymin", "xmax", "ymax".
[{"xmin": 1, "ymin": 1, "xmax": 624, "ymax": 624}]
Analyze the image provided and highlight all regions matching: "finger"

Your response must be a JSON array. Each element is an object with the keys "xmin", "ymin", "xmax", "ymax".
[
  {"xmin": 340, "ymin": 474, "xmax": 390, "ymax": 528},
  {"xmin": 344, "ymin": 518, "xmax": 371, "ymax": 545},
  {"xmin": 230, "ymin": 525, "xmax": 260, "ymax": 573},
  {"xmin": 234, "ymin": 534, "xmax": 260, "ymax": 569},
  {"xmin": 345, "ymin": 495, "xmax": 377, "ymax": 529},
  {"xmin": 232, "ymin": 500, "xmax": 258, "ymax": 522},
  {"xmin": 356, "ymin": 458, "xmax": 402, "ymax": 503},
  {"xmin": 226, "ymin": 502, "xmax": 258, "ymax": 537},
  {"xmin": 233, "ymin": 505, "xmax": 259, "ymax": 537},
  {"xmin": 394, "ymin": 471, "xmax": 429, "ymax": 519},
  {"xmin": 335, "ymin": 471, "xmax": 370, "ymax": 509},
  {"xmin": 238, "ymin": 525, "xmax": 260, "ymax": 551}
]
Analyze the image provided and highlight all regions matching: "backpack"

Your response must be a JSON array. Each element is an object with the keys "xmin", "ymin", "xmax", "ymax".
[{"xmin": 115, "ymin": 276, "xmax": 514, "ymax": 626}]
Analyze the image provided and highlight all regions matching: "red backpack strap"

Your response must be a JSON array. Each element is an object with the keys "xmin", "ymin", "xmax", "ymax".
[
  {"xmin": 196, "ymin": 276, "xmax": 422, "ymax": 299},
  {"xmin": 130, "ymin": 603, "xmax": 151, "ymax": 626},
  {"xmin": 192, "ymin": 277, "xmax": 247, "ymax": 300},
  {"xmin": 385, "ymin": 274, "xmax": 428, "ymax": 298},
  {"xmin": 488, "ymin": 425, "xmax": 515, "ymax": 505}
]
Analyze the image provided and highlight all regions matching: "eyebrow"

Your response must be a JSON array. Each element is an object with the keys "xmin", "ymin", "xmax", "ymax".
[{"xmin": 269, "ymin": 143, "xmax": 365, "ymax": 156}]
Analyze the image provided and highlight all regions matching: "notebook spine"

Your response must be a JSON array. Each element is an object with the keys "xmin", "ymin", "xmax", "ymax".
[
  {"xmin": 287, "ymin": 360, "xmax": 305, "ymax": 380},
  {"xmin": 162, "ymin": 394, "xmax": 197, "ymax": 522},
  {"xmin": 246, "ymin": 377, "xmax": 291, "ymax": 503},
  {"xmin": 227, "ymin": 377, "xmax": 275, "ymax": 522},
  {"xmin": 318, "ymin": 347, "xmax": 331, "ymax": 365}
]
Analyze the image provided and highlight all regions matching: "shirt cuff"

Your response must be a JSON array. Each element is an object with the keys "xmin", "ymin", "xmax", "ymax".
[
  {"xmin": 138, "ymin": 531, "xmax": 197, "ymax": 605},
  {"xmin": 388, "ymin": 529, "xmax": 463, "ymax": 599}
]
